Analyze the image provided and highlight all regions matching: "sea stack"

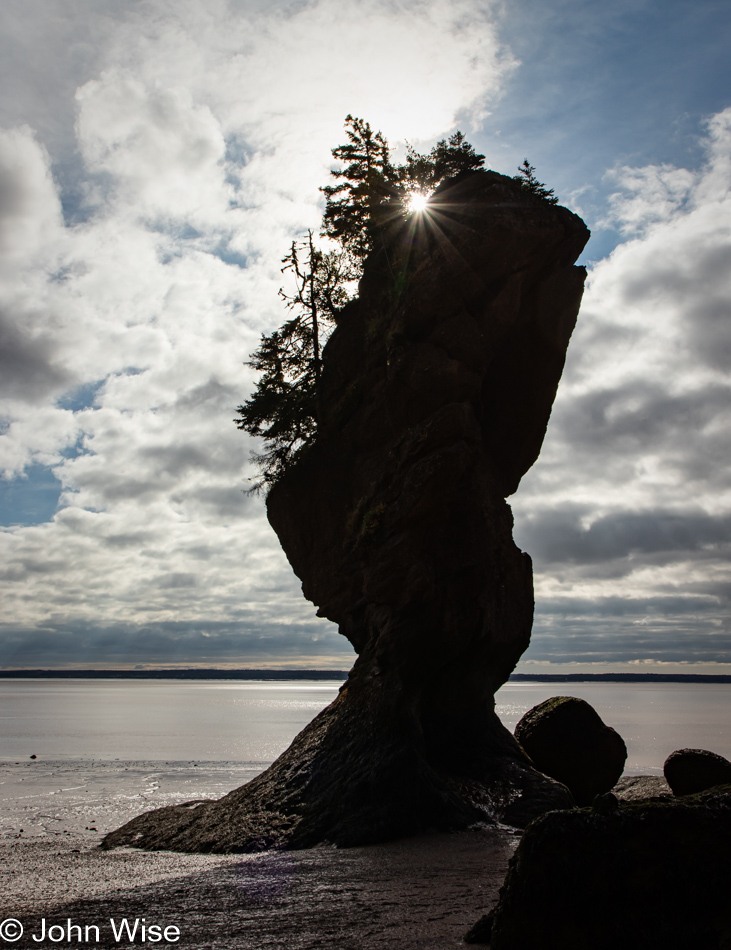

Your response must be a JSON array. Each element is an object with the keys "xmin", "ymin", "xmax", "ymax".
[{"xmin": 104, "ymin": 170, "xmax": 590, "ymax": 852}]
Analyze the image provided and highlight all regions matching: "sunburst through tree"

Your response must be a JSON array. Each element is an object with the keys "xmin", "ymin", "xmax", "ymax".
[{"xmin": 236, "ymin": 117, "xmax": 557, "ymax": 489}]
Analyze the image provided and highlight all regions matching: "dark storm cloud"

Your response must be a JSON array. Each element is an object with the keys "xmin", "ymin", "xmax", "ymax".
[
  {"xmin": 688, "ymin": 296, "xmax": 731, "ymax": 371},
  {"xmin": 519, "ymin": 506, "xmax": 731, "ymax": 566},
  {"xmin": 0, "ymin": 308, "xmax": 71, "ymax": 402},
  {"xmin": 0, "ymin": 617, "xmax": 354, "ymax": 669},
  {"xmin": 189, "ymin": 484, "xmax": 257, "ymax": 520},
  {"xmin": 139, "ymin": 444, "xmax": 213, "ymax": 475},
  {"xmin": 94, "ymin": 528, "xmax": 156, "ymax": 548},
  {"xmin": 608, "ymin": 241, "xmax": 731, "ymax": 376},
  {"xmin": 156, "ymin": 572, "xmax": 201, "ymax": 589},
  {"xmin": 527, "ymin": 599, "xmax": 731, "ymax": 665},
  {"xmin": 138, "ymin": 438, "xmax": 250, "ymax": 481},
  {"xmin": 70, "ymin": 471, "xmax": 162, "ymax": 503},
  {"xmin": 0, "ymin": 3, "xmax": 109, "ymax": 148},
  {"xmin": 536, "ymin": 594, "xmax": 728, "ymax": 618},
  {"xmin": 618, "ymin": 244, "xmax": 731, "ymax": 309},
  {"xmin": 173, "ymin": 377, "xmax": 243, "ymax": 412},
  {"xmin": 553, "ymin": 382, "xmax": 731, "ymax": 456}
]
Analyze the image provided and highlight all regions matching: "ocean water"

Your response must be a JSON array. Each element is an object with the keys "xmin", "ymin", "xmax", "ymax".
[
  {"xmin": 0, "ymin": 680, "xmax": 340, "ymax": 764},
  {"xmin": 1, "ymin": 679, "xmax": 730, "ymax": 839},
  {"xmin": 1, "ymin": 678, "xmax": 730, "ymax": 773},
  {"xmin": 0, "ymin": 680, "xmax": 343, "ymax": 836}
]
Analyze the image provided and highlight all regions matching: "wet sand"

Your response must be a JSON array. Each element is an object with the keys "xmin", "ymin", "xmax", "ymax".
[
  {"xmin": 2, "ymin": 831, "xmax": 518, "ymax": 949},
  {"xmin": 0, "ymin": 759, "xmax": 264, "ymax": 840},
  {"xmin": 1, "ymin": 760, "xmax": 518, "ymax": 949},
  {"xmin": 1, "ymin": 760, "xmax": 671, "ymax": 948}
]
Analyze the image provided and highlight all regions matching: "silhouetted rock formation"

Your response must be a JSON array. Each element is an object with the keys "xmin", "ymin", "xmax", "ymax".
[
  {"xmin": 664, "ymin": 748, "xmax": 731, "ymax": 796},
  {"xmin": 465, "ymin": 786, "xmax": 731, "ymax": 949},
  {"xmin": 104, "ymin": 170, "xmax": 589, "ymax": 853},
  {"xmin": 514, "ymin": 696, "xmax": 627, "ymax": 805}
]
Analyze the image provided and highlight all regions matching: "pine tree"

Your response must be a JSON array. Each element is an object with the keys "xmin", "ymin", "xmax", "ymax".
[
  {"xmin": 238, "ymin": 120, "xmax": 489, "ymax": 490},
  {"xmin": 514, "ymin": 159, "xmax": 559, "ymax": 204},
  {"xmin": 320, "ymin": 115, "xmax": 398, "ymax": 261},
  {"xmin": 235, "ymin": 233, "xmax": 354, "ymax": 490},
  {"xmin": 400, "ymin": 130, "xmax": 485, "ymax": 194},
  {"xmin": 235, "ymin": 316, "xmax": 316, "ymax": 491}
]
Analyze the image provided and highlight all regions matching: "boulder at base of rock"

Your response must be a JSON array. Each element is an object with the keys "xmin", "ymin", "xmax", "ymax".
[
  {"xmin": 664, "ymin": 748, "xmax": 731, "ymax": 796},
  {"xmin": 514, "ymin": 696, "xmax": 626, "ymax": 806},
  {"xmin": 465, "ymin": 786, "xmax": 731, "ymax": 950}
]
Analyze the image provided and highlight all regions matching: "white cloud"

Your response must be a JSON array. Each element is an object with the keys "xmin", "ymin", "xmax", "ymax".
[
  {"xmin": 603, "ymin": 163, "xmax": 696, "ymax": 235},
  {"xmin": 75, "ymin": 72, "xmax": 230, "ymax": 221},
  {"xmin": 0, "ymin": 0, "xmax": 509, "ymax": 667},
  {"xmin": 513, "ymin": 107, "xmax": 731, "ymax": 667},
  {"xmin": 0, "ymin": 125, "xmax": 63, "ymax": 260}
]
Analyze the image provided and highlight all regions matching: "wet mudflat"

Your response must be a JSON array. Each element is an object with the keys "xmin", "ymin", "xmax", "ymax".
[{"xmin": 2, "ymin": 827, "xmax": 518, "ymax": 950}]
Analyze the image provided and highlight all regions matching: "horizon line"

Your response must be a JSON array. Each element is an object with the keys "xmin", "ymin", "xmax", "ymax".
[{"xmin": 0, "ymin": 669, "xmax": 730, "ymax": 683}]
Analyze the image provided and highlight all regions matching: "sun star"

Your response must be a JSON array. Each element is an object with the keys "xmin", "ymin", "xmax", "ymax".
[{"xmin": 408, "ymin": 192, "xmax": 429, "ymax": 213}]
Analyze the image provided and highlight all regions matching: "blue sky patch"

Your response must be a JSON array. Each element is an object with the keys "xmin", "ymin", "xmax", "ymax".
[
  {"xmin": 57, "ymin": 379, "xmax": 105, "ymax": 413},
  {"xmin": 0, "ymin": 464, "xmax": 63, "ymax": 527}
]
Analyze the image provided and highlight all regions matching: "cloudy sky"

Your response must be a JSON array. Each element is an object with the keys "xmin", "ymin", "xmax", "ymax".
[{"xmin": 1, "ymin": 0, "xmax": 729, "ymax": 672}]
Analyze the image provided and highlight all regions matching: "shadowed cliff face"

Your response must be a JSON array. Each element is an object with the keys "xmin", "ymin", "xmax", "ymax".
[{"xmin": 103, "ymin": 171, "xmax": 590, "ymax": 853}]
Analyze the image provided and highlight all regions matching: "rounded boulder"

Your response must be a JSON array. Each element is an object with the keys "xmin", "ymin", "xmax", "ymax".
[
  {"xmin": 514, "ymin": 696, "xmax": 627, "ymax": 806},
  {"xmin": 664, "ymin": 748, "xmax": 731, "ymax": 796}
]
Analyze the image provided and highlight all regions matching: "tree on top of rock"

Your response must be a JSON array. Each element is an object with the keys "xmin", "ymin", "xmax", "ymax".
[
  {"xmin": 235, "ymin": 232, "xmax": 355, "ymax": 490},
  {"xmin": 399, "ymin": 131, "xmax": 485, "ymax": 196},
  {"xmin": 514, "ymin": 159, "xmax": 559, "ymax": 204},
  {"xmin": 321, "ymin": 115, "xmax": 398, "ymax": 262},
  {"xmin": 321, "ymin": 118, "xmax": 487, "ymax": 261},
  {"xmin": 237, "ymin": 117, "xmax": 497, "ymax": 490}
]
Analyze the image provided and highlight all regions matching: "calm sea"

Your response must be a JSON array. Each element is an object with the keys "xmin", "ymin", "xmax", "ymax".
[{"xmin": 1, "ymin": 679, "xmax": 730, "ymax": 774}]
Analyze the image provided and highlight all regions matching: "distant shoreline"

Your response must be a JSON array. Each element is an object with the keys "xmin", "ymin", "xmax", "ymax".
[
  {"xmin": 0, "ymin": 668, "xmax": 350, "ymax": 681},
  {"xmin": 1, "ymin": 669, "xmax": 730, "ymax": 683}
]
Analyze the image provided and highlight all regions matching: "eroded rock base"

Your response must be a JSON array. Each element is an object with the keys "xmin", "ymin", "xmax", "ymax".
[{"xmin": 103, "ymin": 686, "xmax": 572, "ymax": 853}]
